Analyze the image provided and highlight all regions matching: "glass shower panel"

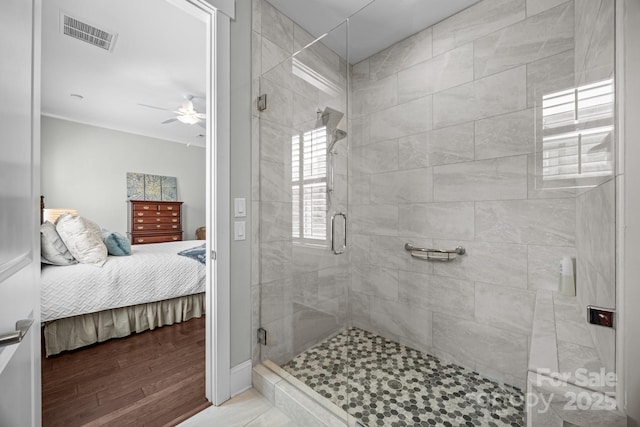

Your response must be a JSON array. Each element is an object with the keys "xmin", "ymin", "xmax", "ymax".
[{"xmin": 257, "ymin": 19, "xmax": 350, "ymax": 382}]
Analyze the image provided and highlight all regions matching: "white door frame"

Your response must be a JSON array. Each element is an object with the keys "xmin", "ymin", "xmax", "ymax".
[{"xmin": 179, "ymin": 0, "xmax": 234, "ymax": 406}]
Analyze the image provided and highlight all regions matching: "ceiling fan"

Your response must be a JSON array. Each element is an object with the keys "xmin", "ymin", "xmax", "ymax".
[{"xmin": 138, "ymin": 95, "xmax": 206, "ymax": 128}]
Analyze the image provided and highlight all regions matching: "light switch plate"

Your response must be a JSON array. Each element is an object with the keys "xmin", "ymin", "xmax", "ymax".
[
  {"xmin": 234, "ymin": 221, "xmax": 246, "ymax": 241},
  {"xmin": 234, "ymin": 198, "xmax": 246, "ymax": 218}
]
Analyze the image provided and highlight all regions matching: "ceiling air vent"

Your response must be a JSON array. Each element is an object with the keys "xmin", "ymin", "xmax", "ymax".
[{"xmin": 60, "ymin": 12, "xmax": 118, "ymax": 52}]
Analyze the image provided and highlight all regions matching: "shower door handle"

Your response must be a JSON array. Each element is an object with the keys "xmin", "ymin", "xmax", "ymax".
[{"xmin": 331, "ymin": 212, "xmax": 347, "ymax": 255}]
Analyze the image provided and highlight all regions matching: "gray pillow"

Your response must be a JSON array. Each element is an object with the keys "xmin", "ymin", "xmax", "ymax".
[{"xmin": 41, "ymin": 221, "xmax": 77, "ymax": 266}]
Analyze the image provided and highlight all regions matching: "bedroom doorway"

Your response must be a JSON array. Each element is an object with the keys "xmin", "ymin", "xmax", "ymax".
[{"xmin": 37, "ymin": 0, "xmax": 233, "ymax": 423}]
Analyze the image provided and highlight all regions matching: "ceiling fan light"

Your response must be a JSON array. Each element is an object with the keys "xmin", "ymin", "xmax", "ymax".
[{"xmin": 177, "ymin": 114, "xmax": 200, "ymax": 125}]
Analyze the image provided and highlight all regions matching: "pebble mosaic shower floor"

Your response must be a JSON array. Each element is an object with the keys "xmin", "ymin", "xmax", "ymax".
[{"xmin": 282, "ymin": 328, "xmax": 525, "ymax": 427}]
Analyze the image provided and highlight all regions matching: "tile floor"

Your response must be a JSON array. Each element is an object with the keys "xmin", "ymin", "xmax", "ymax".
[
  {"xmin": 178, "ymin": 389, "xmax": 297, "ymax": 427},
  {"xmin": 283, "ymin": 328, "xmax": 526, "ymax": 427}
]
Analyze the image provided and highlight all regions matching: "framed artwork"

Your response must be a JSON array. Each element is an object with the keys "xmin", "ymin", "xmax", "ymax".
[{"xmin": 127, "ymin": 172, "xmax": 178, "ymax": 201}]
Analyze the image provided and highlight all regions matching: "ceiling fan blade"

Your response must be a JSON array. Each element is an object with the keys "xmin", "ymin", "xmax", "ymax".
[
  {"xmin": 138, "ymin": 103, "xmax": 174, "ymax": 112},
  {"xmin": 161, "ymin": 118, "xmax": 178, "ymax": 124}
]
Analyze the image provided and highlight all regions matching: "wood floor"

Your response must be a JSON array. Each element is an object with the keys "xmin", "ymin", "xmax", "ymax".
[{"xmin": 42, "ymin": 317, "xmax": 209, "ymax": 427}]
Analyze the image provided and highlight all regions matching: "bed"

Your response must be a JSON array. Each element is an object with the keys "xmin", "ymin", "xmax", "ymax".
[{"xmin": 41, "ymin": 240, "xmax": 206, "ymax": 356}]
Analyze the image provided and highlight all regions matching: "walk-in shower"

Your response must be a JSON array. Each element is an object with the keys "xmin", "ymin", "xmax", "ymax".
[{"xmin": 253, "ymin": 0, "xmax": 618, "ymax": 425}]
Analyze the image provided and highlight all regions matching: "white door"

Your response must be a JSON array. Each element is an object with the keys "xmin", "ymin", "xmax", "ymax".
[{"xmin": 0, "ymin": 0, "xmax": 41, "ymax": 425}]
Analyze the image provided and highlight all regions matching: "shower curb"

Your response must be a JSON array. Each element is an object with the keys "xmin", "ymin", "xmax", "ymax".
[{"xmin": 252, "ymin": 361, "xmax": 364, "ymax": 427}]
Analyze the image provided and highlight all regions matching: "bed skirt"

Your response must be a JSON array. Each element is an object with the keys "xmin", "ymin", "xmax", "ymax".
[{"xmin": 43, "ymin": 293, "xmax": 205, "ymax": 357}]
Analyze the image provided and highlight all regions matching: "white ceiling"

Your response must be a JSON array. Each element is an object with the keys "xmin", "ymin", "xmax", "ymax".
[
  {"xmin": 41, "ymin": 0, "xmax": 480, "ymax": 146},
  {"xmin": 41, "ymin": 0, "xmax": 206, "ymax": 147},
  {"xmin": 267, "ymin": 0, "xmax": 482, "ymax": 63}
]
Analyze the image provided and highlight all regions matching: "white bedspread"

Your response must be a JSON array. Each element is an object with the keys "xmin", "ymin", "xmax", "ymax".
[{"xmin": 41, "ymin": 240, "xmax": 206, "ymax": 322}]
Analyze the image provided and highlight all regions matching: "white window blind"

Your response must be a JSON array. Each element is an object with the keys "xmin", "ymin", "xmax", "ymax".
[
  {"xmin": 541, "ymin": 79, "xmax": 614, "ymax": 184},
  {"xmin": 292, "ymin": 127, "xmax": 327, "ymax": 243}
]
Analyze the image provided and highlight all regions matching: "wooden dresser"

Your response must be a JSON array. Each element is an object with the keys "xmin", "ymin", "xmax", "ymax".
[{"xmin": 127, "ymin": 200, "xmax": 183, "ymax": 244}]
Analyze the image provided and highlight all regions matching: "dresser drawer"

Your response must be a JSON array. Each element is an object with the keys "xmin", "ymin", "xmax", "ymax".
[
  {"xmin": 159, "ymin": 203, "xmax": 181, "ymax": 212},
  {"xmin": 133, "ymin": 217, "xmax": 180, "ymax": 224},
  {"xmin": 133, "ymin": 203, "xmax": 159, "ymax": 211},
  {"xmin": 132, "ymin": 234, "xmax": 182, "ymax": 244},
  {"xmin": 132, "ymin": 223, "xmax": 181, "ymax": 231},
  {"xmin": 133, "ymin": 210, "xmax": 180, "ymax": 218}
]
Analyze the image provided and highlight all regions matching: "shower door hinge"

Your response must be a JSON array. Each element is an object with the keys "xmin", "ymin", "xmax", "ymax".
[
  {"xmin": 257, "ymin": 94, "xmax": 267, "ymax": 112},
  {"xmin": 257, "ymin": 327, "xmax": 267, "ymax": 345},
  {"xmin": 211, "ymin": 250, "xmax": 217, "ymax": 260}
]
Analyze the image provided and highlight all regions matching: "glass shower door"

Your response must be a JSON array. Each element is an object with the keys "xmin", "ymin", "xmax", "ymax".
[{"xmin": 256, "ymin": 19, "xmax": 350, "ymax": 397}]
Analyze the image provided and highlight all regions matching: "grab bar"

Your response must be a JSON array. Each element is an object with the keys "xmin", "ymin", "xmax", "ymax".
[
  {"xmin": 404, "ymin": 243, "xmax": 465, "ymax": 262},
  {"xmin": 331, "ymin": 212, "xmax": 347, "ymax": 255}
]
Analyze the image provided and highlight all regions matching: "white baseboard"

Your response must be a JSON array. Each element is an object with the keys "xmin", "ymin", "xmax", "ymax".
[{"xmin": 230, "ymin": 359, "xmax": 253, "ymax": 397}]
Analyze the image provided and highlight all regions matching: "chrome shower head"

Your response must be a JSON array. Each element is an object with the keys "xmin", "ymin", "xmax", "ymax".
[{"xmin": 315, "ymin": 107, "xmax": 343, "ymax": 131}]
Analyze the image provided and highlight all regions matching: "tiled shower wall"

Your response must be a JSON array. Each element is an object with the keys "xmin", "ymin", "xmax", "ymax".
[
  {"xmin": 574, "ymin": 0, "xmax": 616, "ymax": 376},
  {"xmin": 251, "ymin": 0, "xmax": 349, "ymax": 366},
  {"xmin": 348, "ymin": 0, "xmax": 580, "ymax": 389}
]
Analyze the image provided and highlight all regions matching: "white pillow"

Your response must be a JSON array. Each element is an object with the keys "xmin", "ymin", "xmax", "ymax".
[
  {"xmin": 55, "ymin": 214, "xmax": 108, "ymax": 267},
  {"xmin": 40, "ymin": 221, "xmax": 77, "ymax": 266}
]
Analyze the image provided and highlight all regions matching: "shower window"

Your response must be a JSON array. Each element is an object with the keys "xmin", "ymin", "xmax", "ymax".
[
  {"xmin": 539, "ymin": 78, "xmax": 614, "ymax": 188},
  {"xmin": 292, "ymin": 126, "xmax": 328, "ymax": 244}
]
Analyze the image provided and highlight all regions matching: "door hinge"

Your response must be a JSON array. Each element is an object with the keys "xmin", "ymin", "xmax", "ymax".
[
  {"xmin": 211, "ymin": 250, "xmax": 217, "ymax": 260},
  {"xmin": 257, "ymin": 94, "xmax": 267, "ymax": 112},
  {"xmin": 257, "ymin": 327, "xmax": 267, "ymax": 345}
]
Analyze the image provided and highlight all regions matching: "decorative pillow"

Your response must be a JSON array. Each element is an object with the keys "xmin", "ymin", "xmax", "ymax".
[
  {"xmin": 177, "ymin": 243, "xmax": 206, "ymax": 264},
  {"xmin": 55, "ymin": 214, "xmax": 108, "ymax": 267},
  {"xmin": 40, "ymin": 221, "xmax": 77, "ymax": 266},
  {"xmin": 102, "ymin": 230, "xmax": 131, "ymax": 256}
]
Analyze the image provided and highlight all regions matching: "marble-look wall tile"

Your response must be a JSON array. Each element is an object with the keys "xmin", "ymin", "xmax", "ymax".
[
  {"xmin": 352, "ymin": 74, "xmax": 398, "ymax": 116},
  {"xmin": 429, "ymin": 122, "xmax": 475, "ymax": 166},
  {"xmin": 261, "ymin": 36, "xmax": 291, "ymax": 76},
  {"xmin": 433, "ymin": 67, "xmax": 526, "ymax": 128},
  {"xmin": 260, "ymin": 240, "xmax": 292, "ymax": 283},
  {"xmin": 398, "ymin": 132, "xmax": 430, "ymax": 170},
  {"xmin": 348, "ymin": 290, "xmax": 371, "ymax": 330},
  {"xmin": 261, "ymin": 0, "xmax": 294, "ymax": 53},
  {"xmin": 370, "ymin": 297, "xmax": 433, "ymax": 347},
  {"xmin": 252, "ymin": 0, "xmax": 262, "ymax": 34},
  {"xmin": 350, "ymin": 204, "xmax": 398, "ymax": 237},
  {"xmin": 349, "ymin": 115, "xmax": 371, "ymax": 148},
  {"xmin": 432, "ymin": 313, "xmax": 529, "ymax": 380},
  {"xmin": 475, "ymin": 198, "xmax": 576, "ymax": 245},
  {"xmin": 432, "ymin": 0, "xmax": 525, "ymax": 56},
  {"xmin": 575, "ymin": 0, "xmax": 615, "ymax": 86},
  {"xmin": 260, "ymin": 78, "xmax": 293, "ymax": 128},
  {"xmin": 261, "ymin": 278, "xmax": 294, "ymax": 325},
  {"xmin": 369, "ymin": 28, "xmax": 433, "ymax": 81},
  {"xmin": 252, "ymin": 32, "xmax": 262, "ymax": 80},
  {"xmin": 576, "ymin": 179, "xmax": 615, "ymax": 308},
  {"xmin": 398, "ymin": 271, "xmax": 474, "ymax": 319},
  {"xmin": 351, "ymin": 59, "xmax": 371, "ymax": 90},
  {"xmin": 526, "ymin": 49, "xmax": 574, "ymax": 108},
  {"xmin": 351, "ymin": 139, "xmax": 398, "ymax": 175},
  {"xmin": 292, "ymin": 271, "xmax": 318, "ymax": 306},
  {"xmin": 349, "ymin": 234, "xmax": 370, "ymax": 266},
  {"xmin": 260, "ymin": 160, "xmax": 291, "ymax": 203},
  {"xmin": 474, "ymin": 2, "xmax": 574, "ymax": 78},
  {"xmin": 527, "ymin": 153, "xmax": 577, "ymax": 199},
  {"xmin": 526, "ymin": 0, "xmax": 568, "ymax": 17},
  {"xmin": 351, "ymin": 264, "xmax": 399, "ymax": 300},
  {"xmin": 527, "ymin": 244, "xmax": 575, "ymax": 291},
  {"xmin": 370, "ymin": 168, "xmax": 433, "ymax": 204},
  {"xmin": 433, "ymin": 155, "xmax": 528, "ymax": 202},
  {"xmin": 260, "ymin": 117, "xmax": 292, "ymax": 164},
  {"xmin": 370, "ymin": 96, "xmax": 433, "ymax": 143},
  {"xmin": 252, "ymin": 202, "xmax": 261, "ymax": 286},
  {"xmin": 369, "ymin": 235, "xmax": 434, "ymax": 276},
  {"xmin": 432, "ymin": 240, "xmax": 528, "ymax": 288},
  {"xmin": 260, "ymin": 201, "xmax": 292, "ymax": 242},
  {"xmin": 398, "ymin": 202, "xmax": 474, "ymax": 240},
  {"xmin": 349, "ymin": 175, "xmax": 370, "ymax": 206},
  {"xmin": 475, "ymin": 282, "xmax": 536, "ymax": 334},
  {"xmin": 475, "ymin": 109, "xmax": 534, "ymax": 160},
  {"xmin": 261, "ymin": 314, "xmax": 294, "ymax": 365},
  {"xmin": 397, "ymin": 43, "xmax": 473, "ymax": 103}
]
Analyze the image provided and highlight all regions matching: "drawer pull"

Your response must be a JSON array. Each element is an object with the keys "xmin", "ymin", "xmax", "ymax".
[
  {"xmin": 172, "ymin": 225, "xmax": 177, "ymax": 229},
  {"xmin": 172, "ymin": 213, "xmax": 178, "ymax": 216},
  {"xmin": 156, "ymin": 212, "xmax": 161, "ymax": 215},
  {"xmin": 137, "ymin": 219, "xmax": 143, "ymax": 223},
  {"xmin": 138, "ymin": 239, "xmax": 145, "ymax": 243},
  {"xmin": 167, "ymin": 207, "xmax": 173, "ymax": 210},
  {"xmin": 172, "ymin": 219, "xmax": 177, "ymax": 223},
  {"xmin": 137, "ymin": 212, "xmax": 144, "ymax": 216},
  {"xmin": 157, "ymin": 225, "xmax": 161, "ymax": 228},
  {"xmin": 156, "ymin": 218, "xmax": 161, "ymax": 222},
  {"xmin": 137, "ymin": 226, "xmax": 144, "ymax": 230},
  {"xmin": 143, "ymin": 206, "xmax": 150, "ymax": 210},
  {"xmin": 172, "ymin": 237, "xmax": 178, "ymax": 240}
]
